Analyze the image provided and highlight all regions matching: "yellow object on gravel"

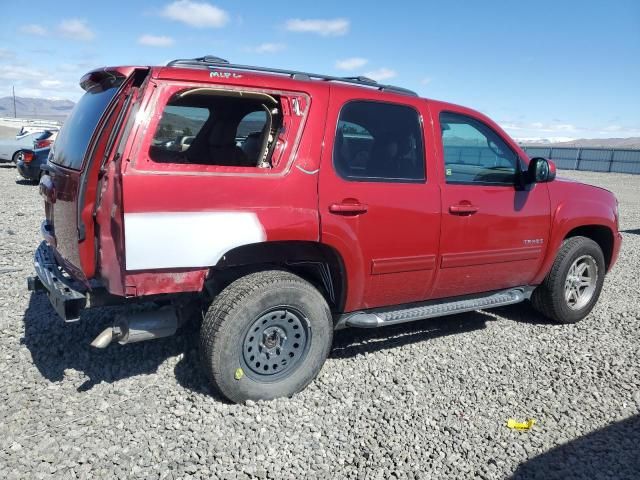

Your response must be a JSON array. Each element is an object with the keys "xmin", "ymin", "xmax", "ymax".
[{"xmin": 506, "ymin": 418, "xmax": 536, "ymax": 430}]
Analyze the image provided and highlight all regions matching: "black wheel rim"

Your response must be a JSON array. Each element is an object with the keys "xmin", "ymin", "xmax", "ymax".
[{"xmin": 241, "ymin": 307, "xmax": 311, "ymax": 381}]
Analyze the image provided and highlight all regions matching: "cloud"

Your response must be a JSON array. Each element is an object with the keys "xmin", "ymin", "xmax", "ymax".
[
  {"xmin": 554, "ymin": 124, "xmax": 576, "ymax": 132},
  {"xmin": 501, "ymin": 119, "xmax": 640, "ymax": 141},
  {"xmin": 364, "ymin": 68, "xmax": 397, "ymax": 82},
  {"xmin": 421, "ymin": 77, "xmax": 433, "ymax": 86},
  {"xmin": 248, "ymin": 43, "xmax": 286, "ymax": 54},
  {"xmin": 285, "ymin": 18, "xmax": 349, "ymax": 36},
  {"xmin": 40, "ymin": 80, "xmax": 64, "ymax": 88},
  {"xmin": 161, "ymin": 1, "xmax": 229, "ymax": 28},
  {"xmin": 0, "ymin": 65, "xmax": 44, "ymax": 81},
  {"xmin": 20, "ymin": 24, "xmax": 47, "ymax": 36},
  {"xmin": 139, "ymin": 34, "xmax": 175, "ymax": 47},
  {"xmin": 0, "ymin": 61, "xmax": 85, "ymax": 101},
  {"xmin": 335, "ymin": 57, "xmax": 368, "ymax": 71},
  {"xmin": 502, "ymin": 121, "xmax": 578, "ymax": 134},
  {"xmin": 0, "ymin": 48, "xmax": 15, "ymax": 60},
  {"xmin": 57, "ymin": 19, "xmax": 95, "ymax": 41},
  {"xmin": 599, "ymin": 125, "xmax": 640, "ymax": 136}
]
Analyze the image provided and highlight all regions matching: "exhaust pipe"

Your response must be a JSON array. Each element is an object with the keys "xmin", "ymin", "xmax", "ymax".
[{"xmin": 91, "ymin": 307, "xmax": 179, "ymax": 349}]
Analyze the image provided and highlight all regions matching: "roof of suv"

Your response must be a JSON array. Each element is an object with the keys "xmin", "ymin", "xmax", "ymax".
[
  {"xmin": 96, "ymin": 56, "xmax": 507, "ymax": 141},
  {"xmin": 151, "ymin": 55, "xmax": 420, "ymax": 100}
]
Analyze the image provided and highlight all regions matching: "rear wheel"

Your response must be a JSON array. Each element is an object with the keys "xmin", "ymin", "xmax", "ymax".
[
  {"xmin": 531, "ymin": 236, "xmax": 605, "ymax": 324},
  {"xmin": 200, "ymin": 270, "xmax": 333, "ymax": 403},
  {"xmin": 12, "ymin": 151, "xmax": 21, "ymax": 164}
]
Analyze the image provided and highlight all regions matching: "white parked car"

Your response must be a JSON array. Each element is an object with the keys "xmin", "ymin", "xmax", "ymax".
[{"xmin": 0, "ymin": 130, "xmax": 56, "ymax": 163}]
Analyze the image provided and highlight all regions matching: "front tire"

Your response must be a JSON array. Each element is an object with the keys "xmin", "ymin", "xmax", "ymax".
[
  {"xmin": 200, "ymin": 270, "xmax": 333, "ymax": 403},
  {"xmin": 531, "ymin": 236, "xmax": 605, "ymax": 324}
]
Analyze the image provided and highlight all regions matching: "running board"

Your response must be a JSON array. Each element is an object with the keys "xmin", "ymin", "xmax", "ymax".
[{"xmin": 335, "ymin": 287, "xmax": 534, "ymax": 329}]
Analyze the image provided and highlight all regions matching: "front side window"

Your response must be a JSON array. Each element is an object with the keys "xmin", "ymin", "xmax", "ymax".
[
  {"xmin": 334, "ymin": 101, "xmax": 425, "ymax": 182},
  {"xmin": 149, "ymin": 90, "xmax": 282, "ymax": 167},
  {"xmin": 440, "ymin": 112, "xmax": 518, "ymax": 185}
]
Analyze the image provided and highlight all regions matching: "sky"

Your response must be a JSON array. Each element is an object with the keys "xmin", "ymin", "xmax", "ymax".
[{"xmin": 0, "ymin": 0, "xmax": 638, "ymax": 141}]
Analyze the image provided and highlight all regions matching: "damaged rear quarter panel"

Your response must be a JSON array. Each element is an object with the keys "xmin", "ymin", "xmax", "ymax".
[{"xmin": 119, "ymin": 79, "xmax": 328, "ymax": 295}]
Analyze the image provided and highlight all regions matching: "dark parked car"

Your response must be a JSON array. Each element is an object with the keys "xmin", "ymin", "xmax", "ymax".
[{"xmin": 16, "ymin": 147, "xmax": 50, "ymax": 182}]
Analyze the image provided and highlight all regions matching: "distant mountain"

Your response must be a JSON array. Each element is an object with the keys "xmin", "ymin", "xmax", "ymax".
[
  {"xmin": 518, "ymin": 137, "xmax": 640, "ymax": 149},
  {"xmin": 0, "ymin": 96, "xmax": 75, "ymax": 121}
]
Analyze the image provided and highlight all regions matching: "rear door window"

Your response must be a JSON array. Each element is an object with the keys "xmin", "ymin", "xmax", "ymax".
[
  {"xmin": 333, "ymin": 100, "xmax": 425, "ymax": 182},
  {"xmin": 51, "ymin": 82, "xmax": 121, "ymax": 169}
]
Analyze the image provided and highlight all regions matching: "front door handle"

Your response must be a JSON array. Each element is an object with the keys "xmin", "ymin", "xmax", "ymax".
[
  {"xmin": 329, "ymin": 201, "xmax": 368, "ymax": 215},
  {"xmin": 449, "ymin": 203, "xmax": 479, "ymax": 215}
]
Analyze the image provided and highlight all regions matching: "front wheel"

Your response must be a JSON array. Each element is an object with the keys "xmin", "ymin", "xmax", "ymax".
[
  {"xmin": 200, "ymin": 270, "xmax": 333, "ymax": 403},
  {"xmin": 531, "ymin": 236, "xmax": 605, "ymax": 324}
]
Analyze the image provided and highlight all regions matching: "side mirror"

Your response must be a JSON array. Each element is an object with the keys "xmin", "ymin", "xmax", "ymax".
[{"xmin": 527, "ymin": 157, "xmax": 556, "ymax": 183}]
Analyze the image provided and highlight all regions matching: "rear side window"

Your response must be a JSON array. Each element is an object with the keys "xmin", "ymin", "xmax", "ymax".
[
  {"xmin": 334, "ymin": 101, "xmax": 425, "ymax": 182},
  {"xmin": 149, "ymin": 90, "xmax": 282, "ymax": 168},
  {"xmin": 51, "ymin": 82, "xmax": 121, "ymax": 169},
  {"xmin": 440, "ymin": 112, "xmax": 518, "ymax": 185}
]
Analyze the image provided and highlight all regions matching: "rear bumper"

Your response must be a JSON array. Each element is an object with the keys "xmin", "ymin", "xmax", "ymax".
[{"xmin": 28, "ymin": 241, "xmax": 87, "ymax": 321}]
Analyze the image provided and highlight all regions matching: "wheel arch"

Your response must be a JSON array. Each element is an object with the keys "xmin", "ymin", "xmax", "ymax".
[
  {"xmin": 564, "ymin": 225, "xmax": 614, "ymax": 270},
  {"xmin": 206, "ymin": 241, "xmax": 347, "ymax": 313}
]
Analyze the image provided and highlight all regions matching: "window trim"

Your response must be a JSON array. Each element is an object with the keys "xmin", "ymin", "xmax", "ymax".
[
  {"xmin": 439, "ymin": 110, "xmax": 522, "ymax": 187},
  {"xmin": 332, "ymin": 99, "xmax": 427, "ymax": 184}
]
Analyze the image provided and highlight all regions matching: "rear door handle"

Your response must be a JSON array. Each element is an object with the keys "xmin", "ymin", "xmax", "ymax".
[
  {"xmin": 329, "ymin": 201, "xmax": 368, "ymax": 215},
  {"xmin": 449, "ymin": 204, "xmax": 479, "ymax": 215}
]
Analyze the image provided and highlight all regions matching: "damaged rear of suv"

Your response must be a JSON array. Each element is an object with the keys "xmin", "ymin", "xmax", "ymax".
[
  {"xmin": 29, "ymin": 56, "xmax": 621, "ymax": 403},
  {"xmin": 30, "ymin": 57, "xmax": 338, "ymax": 402}
]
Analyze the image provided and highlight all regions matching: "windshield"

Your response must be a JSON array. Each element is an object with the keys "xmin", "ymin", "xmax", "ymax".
[{"xmin": 50, "ymin": 81, "xmax": 121, "ymax": 169}]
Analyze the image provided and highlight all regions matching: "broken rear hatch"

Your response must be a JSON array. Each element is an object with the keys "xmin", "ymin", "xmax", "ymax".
[{"xmin": 40, "ymin": 66, "xmax": 144, "ymax": 283}]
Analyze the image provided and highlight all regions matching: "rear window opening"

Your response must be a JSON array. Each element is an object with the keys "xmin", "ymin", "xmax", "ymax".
[
  {"xmin": 149, "ymin": 89, "xmax": 284, "ymax": 168},
  {"xmin": 50, "ymin": 77, "xmax": 125, "ymax": 170}
]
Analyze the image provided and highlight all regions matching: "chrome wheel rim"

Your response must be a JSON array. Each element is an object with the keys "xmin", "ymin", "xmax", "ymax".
[{"xmin": 564, "ymin": 255, "xmax": 598, "ymax": 310}]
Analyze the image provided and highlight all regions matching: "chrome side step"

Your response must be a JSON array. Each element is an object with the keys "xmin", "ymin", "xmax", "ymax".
[{"xmin": 335, "ymin": 287, "xmax": 534, "ymax": 329}]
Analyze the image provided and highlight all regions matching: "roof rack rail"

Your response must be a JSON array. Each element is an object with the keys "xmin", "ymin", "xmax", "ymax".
[
  {"xmin": 167, "ymin": 55, "xmax": 230, "ymax": 67},
  {"xmin": 165, "ymin": 56, "xmax": 418, "ymax": 97}
]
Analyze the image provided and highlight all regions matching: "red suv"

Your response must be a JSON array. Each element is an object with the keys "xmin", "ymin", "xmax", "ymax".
[{"xmin": 28, "ymin": 56, "xmax": 622, "ymax": 403}]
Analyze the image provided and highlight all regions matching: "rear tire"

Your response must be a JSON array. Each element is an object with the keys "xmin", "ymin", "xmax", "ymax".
[
  {"xmin": 12, "ymin": 151, "xmax": 21, "ymax": 164},
  {"xmin": 531, "ymin": 236, "xmax": 605, "ymax": 324},
  {"xmin": 200, "ymin": 270, "xmax": 333, "ymax": 403}
]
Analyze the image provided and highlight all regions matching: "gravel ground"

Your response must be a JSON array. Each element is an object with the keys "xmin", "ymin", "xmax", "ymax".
[{"xmin": 0, "ymin": 165, "xmax": 638, "ymax": 479}]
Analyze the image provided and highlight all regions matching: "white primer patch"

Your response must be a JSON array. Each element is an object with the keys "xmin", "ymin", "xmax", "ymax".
[{"xmin": 124, "ymin": 211, "xmax": 266, "ymax": 270}]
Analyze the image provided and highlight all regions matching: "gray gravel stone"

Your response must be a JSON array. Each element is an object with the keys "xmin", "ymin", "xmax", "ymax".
[{"xmin": 0, "ymin": 164, "xmax": 638, "ymax": 479}]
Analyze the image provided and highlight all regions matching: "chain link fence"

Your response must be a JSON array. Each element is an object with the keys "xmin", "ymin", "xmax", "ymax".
[{"xmin": 522, "ymin": 146, "xmax": 640, "ymax": 174}]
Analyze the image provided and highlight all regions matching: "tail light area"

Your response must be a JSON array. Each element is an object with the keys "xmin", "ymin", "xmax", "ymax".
[{"xmin": 35, "ymin": 139, "xmax": 53, "ymax": 149}]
